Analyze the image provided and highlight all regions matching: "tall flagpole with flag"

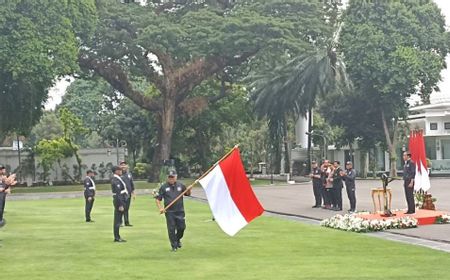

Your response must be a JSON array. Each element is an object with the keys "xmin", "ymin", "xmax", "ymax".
[{"xmin": 161, "ymin": 145, "xmax": 265, "ymax": 236}]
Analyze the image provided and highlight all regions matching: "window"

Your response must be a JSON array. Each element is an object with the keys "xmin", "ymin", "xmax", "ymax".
[
  {"xmin": 430, "ymin": 123, "xmax": 438, "ymax": 130},
  {"xmin": 425, "ymin": 138, "xmax": 437, "ymax": 160},
  {"xmin": 445, "ymin": 123, "xmax": 450, "ymax": 129},
  {"xmin": 441, "ymin": 139, "xmax": 450, "ymax": 159}
]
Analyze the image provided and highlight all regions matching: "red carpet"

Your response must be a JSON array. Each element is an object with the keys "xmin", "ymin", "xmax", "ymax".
[{"xmin": 357, "ymin": 209, "xmax": 447, "ymax": 225}]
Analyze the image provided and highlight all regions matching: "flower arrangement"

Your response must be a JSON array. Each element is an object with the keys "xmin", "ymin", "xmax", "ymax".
[
  {"xmin": 320, "ymin": 214, "xmax": 418, "ymax": 233},
  {"xmin": 435, "ymin": 214, "xmax": 450, "ymax": 224}
]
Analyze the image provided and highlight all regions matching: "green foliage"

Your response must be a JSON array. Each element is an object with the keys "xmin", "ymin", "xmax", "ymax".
[
  {"xmin": 29, "ymin": 111, "xmax": 64, "ymax": 144},
  {"xmin": 172, "ymin": 81, "xmax": 253, "ymax": 171},
  {"xmin": 59, "ymin": 78, "xmax": 109, "ymax": 133},
  {"xmin": 80, "ymin": 0, "xmax": 335, "ymax": 176},
  {"xmin": 35, "ymin": 138, "xmax": 74, "ymax": 181},
  {"xmin": 133, "ymin": 162, "xmax": 151, "ymax": 179},
  {"xmin": 341, "ymin": 0, "xmax": 449, "ymax": 110},
  {"xmin": 0, "ymin": 0, "xmax": 97, "ymax": 135}
]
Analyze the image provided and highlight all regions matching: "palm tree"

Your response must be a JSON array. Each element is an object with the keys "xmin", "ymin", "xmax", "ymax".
[{"xmin": 251, "ymin": 29, "xmax": 351, "ymax": 172}]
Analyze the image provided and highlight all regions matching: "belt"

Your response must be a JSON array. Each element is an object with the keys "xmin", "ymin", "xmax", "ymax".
[
  {"xmin": 120, "ymin": 190, "xmax": 128, "ymax": 194},
  {"xmin": 89, "ymin": 187, "xmax": 95, "ymax": 190}
]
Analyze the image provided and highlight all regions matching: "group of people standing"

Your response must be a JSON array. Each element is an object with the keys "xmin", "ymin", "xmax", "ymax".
[
  {"xmin": 310, "ymin": 160, "xmax": 357, "ymax": 213},
  {"xmin": 83, "ymin": 161, "xmax": 135, "ymax": 242},
  {"xmin": 83, "ymin": 161, "xmax": 191, "ymax": 251}
]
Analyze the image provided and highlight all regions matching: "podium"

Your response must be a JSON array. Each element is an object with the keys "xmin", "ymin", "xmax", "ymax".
[{"xmin": 371, "ymin": 187, "xmax": 392, "ymax": 213}]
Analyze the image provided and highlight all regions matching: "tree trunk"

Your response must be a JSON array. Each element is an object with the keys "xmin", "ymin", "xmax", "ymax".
[
  {"xmin": 381, "ymin": 110, "xmax": 398, "ymax": 177},
  {"xmin": 150, "ymin": 96, "xmax": 176, "ymax": 181}
]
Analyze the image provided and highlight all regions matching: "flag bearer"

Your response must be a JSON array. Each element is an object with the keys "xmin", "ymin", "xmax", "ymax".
[{"xmin": 156, "ymin": 170, "xmax": 191, "ymax": 252}]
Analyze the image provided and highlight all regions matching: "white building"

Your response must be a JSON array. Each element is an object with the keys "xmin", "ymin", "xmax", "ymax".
[{"xmin": 408, "ymin": 92, "xmax": 450, "ymax": 175}]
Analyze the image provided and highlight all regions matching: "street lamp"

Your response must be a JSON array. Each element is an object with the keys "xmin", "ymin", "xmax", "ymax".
[{"xmin": 107, "ymin": 139, "xmax": 127, "ymax": 165}]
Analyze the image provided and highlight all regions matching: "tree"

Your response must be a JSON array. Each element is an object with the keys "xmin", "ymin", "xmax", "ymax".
[
  {"xmin": 0, "ymin": 1, "xmax": 96, "ymax": 136},
  {"xmin": 59, "ymin": 108, "xmax": 89, "ymax": 181},
  {"xmin": 172, "ymin": 81, "xmax": 253, "ymax": 172},
  {"xmin": 340, "ymin": 0, "xmax": 449, "ymax": 176},
  {"xmin": 35, "ymin": 138, "xmax": 74, "ymax": 182},
  {"xmin": 78, "ymin": 0, "xmax": 333, "ymax": 179},
  {"xmin": 29, "ymin": 111, "xmax": 64, "ymax": 144},
  {"xmin": 98, "ymin": 98, "xmax": 154, "ymax": 167},
  {"xmin": 251, "ymin": 22, "xmax": 350, "ymax": 173},
  {"xmin": 59, "ymin": 79, "xmax": 107, "ymax": 134}
]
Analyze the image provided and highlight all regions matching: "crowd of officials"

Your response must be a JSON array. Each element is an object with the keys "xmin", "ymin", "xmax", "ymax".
[{"xmin": 310, "ymin": 160, "xmax": 357, "ymax": 213}]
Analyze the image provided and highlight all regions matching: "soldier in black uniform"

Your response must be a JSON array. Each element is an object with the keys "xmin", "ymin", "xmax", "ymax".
[
  {"xmin": 111, "ymin": 166, "xmax": 129, "ymax": 242},
  {"xmin": 83, "ymin": 170, "xmax": 96, "ymax": 222},
  {"xmin": 310, "ymin": 161, "xmax": 322, "ymax": 208},
  {"xmin": 156, "ymin": 170, "xmax": 191, "ymax": 252},
  {"xmin": 120, "ymin": 161, "xmax": 135, "ymax": 227},
  {"xmin": 343, "ymin": 161, "xmax": 356, "ymax": 213},
  {"xmin": 331, "ymin": 160, "xmax": 344, "ymax": 211},
  {"xmin": 402, "ymin": 151, "xmax": 416, "ymax": 214}
]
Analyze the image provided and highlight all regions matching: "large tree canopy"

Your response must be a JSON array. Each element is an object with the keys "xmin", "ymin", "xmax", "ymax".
[
  {"xmin": 0, "ymin": 0, "xmax": 96, "ymax": 135},
  {"xmin": 340, "ymin": 0, "xmax": 449, "ymax": 175},
  {"xmin": 78, "ymin": 0, "xmax": 334, "ymax": 178}
]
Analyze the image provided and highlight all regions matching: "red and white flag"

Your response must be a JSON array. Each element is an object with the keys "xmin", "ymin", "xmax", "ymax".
[
  {"xmin": 409, "ymin": 130, "xmax": 431, "ymax": 191},
  {"xmin": 199, "ymin": 148, "xmax": 264, "ymax": 236}
]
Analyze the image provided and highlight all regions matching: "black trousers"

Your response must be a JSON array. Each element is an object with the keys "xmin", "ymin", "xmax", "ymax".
[
  {"xmin": 0, "ymin": 192, "xmax": 6, "ymax": 221},
  {"xmin": 323, "ymin": 187, "xmax": 332, "ymax": 206},
  {"xmin": 85, "ymin": 196, "xmax": 95, "ymax": 221},
  {"xmin": 165, "ymin": 211, "xmax": 186, "ymax": 249},
  {"xmin": 404, "ymin": 181, "xmax": 415, "ymax": 213},
  {"xmin": 331, "ymin": 186, "xmax": 342, "ymax": 209},
  {"xmin": 123, "ymin": 197, "xmax": 131, "ymax": 225},
  {"xmin": 113, "ymin": 201, "xmax": 123, "ymax": 240},
  {"xmin": 313, "ymin": 184, "xmax": 322, "ymax": 206},
  {"xmin": 346, "ymin": 186, "xmax": 356, "ymax": 211}
]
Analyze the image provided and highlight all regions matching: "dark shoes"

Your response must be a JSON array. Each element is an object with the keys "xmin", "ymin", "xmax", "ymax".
[
  {"xmin": 312, "ymin": 205, "xmax": 321, "ymax": 208},
  {"xmin": 86, "ymin": 220, "xmax": 94, "ymax": 223},
  {"xmin": 177, "ymin": 241, "xmax": 182, "ymax": 248},
  {"xmin": 114, "ymin": 238, "xmax": 127, "ymax": 243},
  {"xmin": 404, "ymin": 211, "xmax": 415, "ymax": 214},
  {"xmin": 125, "ymin": 224, "xmax": 133, "ymax": 227}
]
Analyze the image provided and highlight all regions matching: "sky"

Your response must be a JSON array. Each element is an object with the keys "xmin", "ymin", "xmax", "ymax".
[{"xmin": 43, "ymin": 0, "xmax": 450, "ymax": 110}]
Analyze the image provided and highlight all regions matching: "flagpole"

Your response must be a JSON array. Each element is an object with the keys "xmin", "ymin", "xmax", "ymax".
[{"xmin": 160, "ymin": 144, "xmax": 239, "ymax": 213}]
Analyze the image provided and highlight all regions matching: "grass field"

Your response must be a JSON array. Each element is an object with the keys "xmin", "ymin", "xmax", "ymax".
[
  {"xmin": 10, "ymin": 178, "xmax": 283, "ymax": 194},
  {"xmin": 1, "ymin": 196, "xmax": 450, "ymax": 280}
]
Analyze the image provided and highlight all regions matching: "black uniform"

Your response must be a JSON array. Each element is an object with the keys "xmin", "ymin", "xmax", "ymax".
[
  {"xmin": 83, "ymin": 176, "xmax": 96, "ymax": 222},
  {"xmin": 121, "ymin": 171, "xmax": 134, "ymax": 226},
  {"xmin": 331, "ymin": 167, "xmax": 343, "ymax": 210},
  {"xmin": 157, "ymin": 182, "xmax": 188, "ymax": 250},
  {"xmin": 403, "ymin": 159, "xmax": 416, "ymax": 214},
  {"xmin": 0, "ymin": 181, "xmax": 7, "ymax": 223},
  {"xmin": 343, "ymin": 168, "xmax": 356, "ymax": 212},
  {"xmin": 311, "ymin": 167, "xmax": 322, "ymax": 207},
  {"xmin": 111, "ymin": 175, "xmax": 129, "ymax": 241}
]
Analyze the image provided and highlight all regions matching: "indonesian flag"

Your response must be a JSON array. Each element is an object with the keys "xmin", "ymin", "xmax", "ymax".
[
  {"xmin": 199, "ymin": 148, "xmax": 264, "ymax": 236},
  {"xmin": 408, "ymin": 130, "xmax": 431, "ymax": 191}
]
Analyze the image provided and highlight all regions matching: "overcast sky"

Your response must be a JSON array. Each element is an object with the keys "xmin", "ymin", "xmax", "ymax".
[{"xmin": 43, "ymin": 0, "xmax": 450, "ymax": 110}]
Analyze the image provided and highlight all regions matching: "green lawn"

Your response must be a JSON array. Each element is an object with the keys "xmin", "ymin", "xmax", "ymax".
[
  {"xmin": 1, "ymin": 197, "xmax": 449, "ymax": 280},
  {"xmin": 11, "ymin": 179, "xmax": 283, "ymax": 193}
]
